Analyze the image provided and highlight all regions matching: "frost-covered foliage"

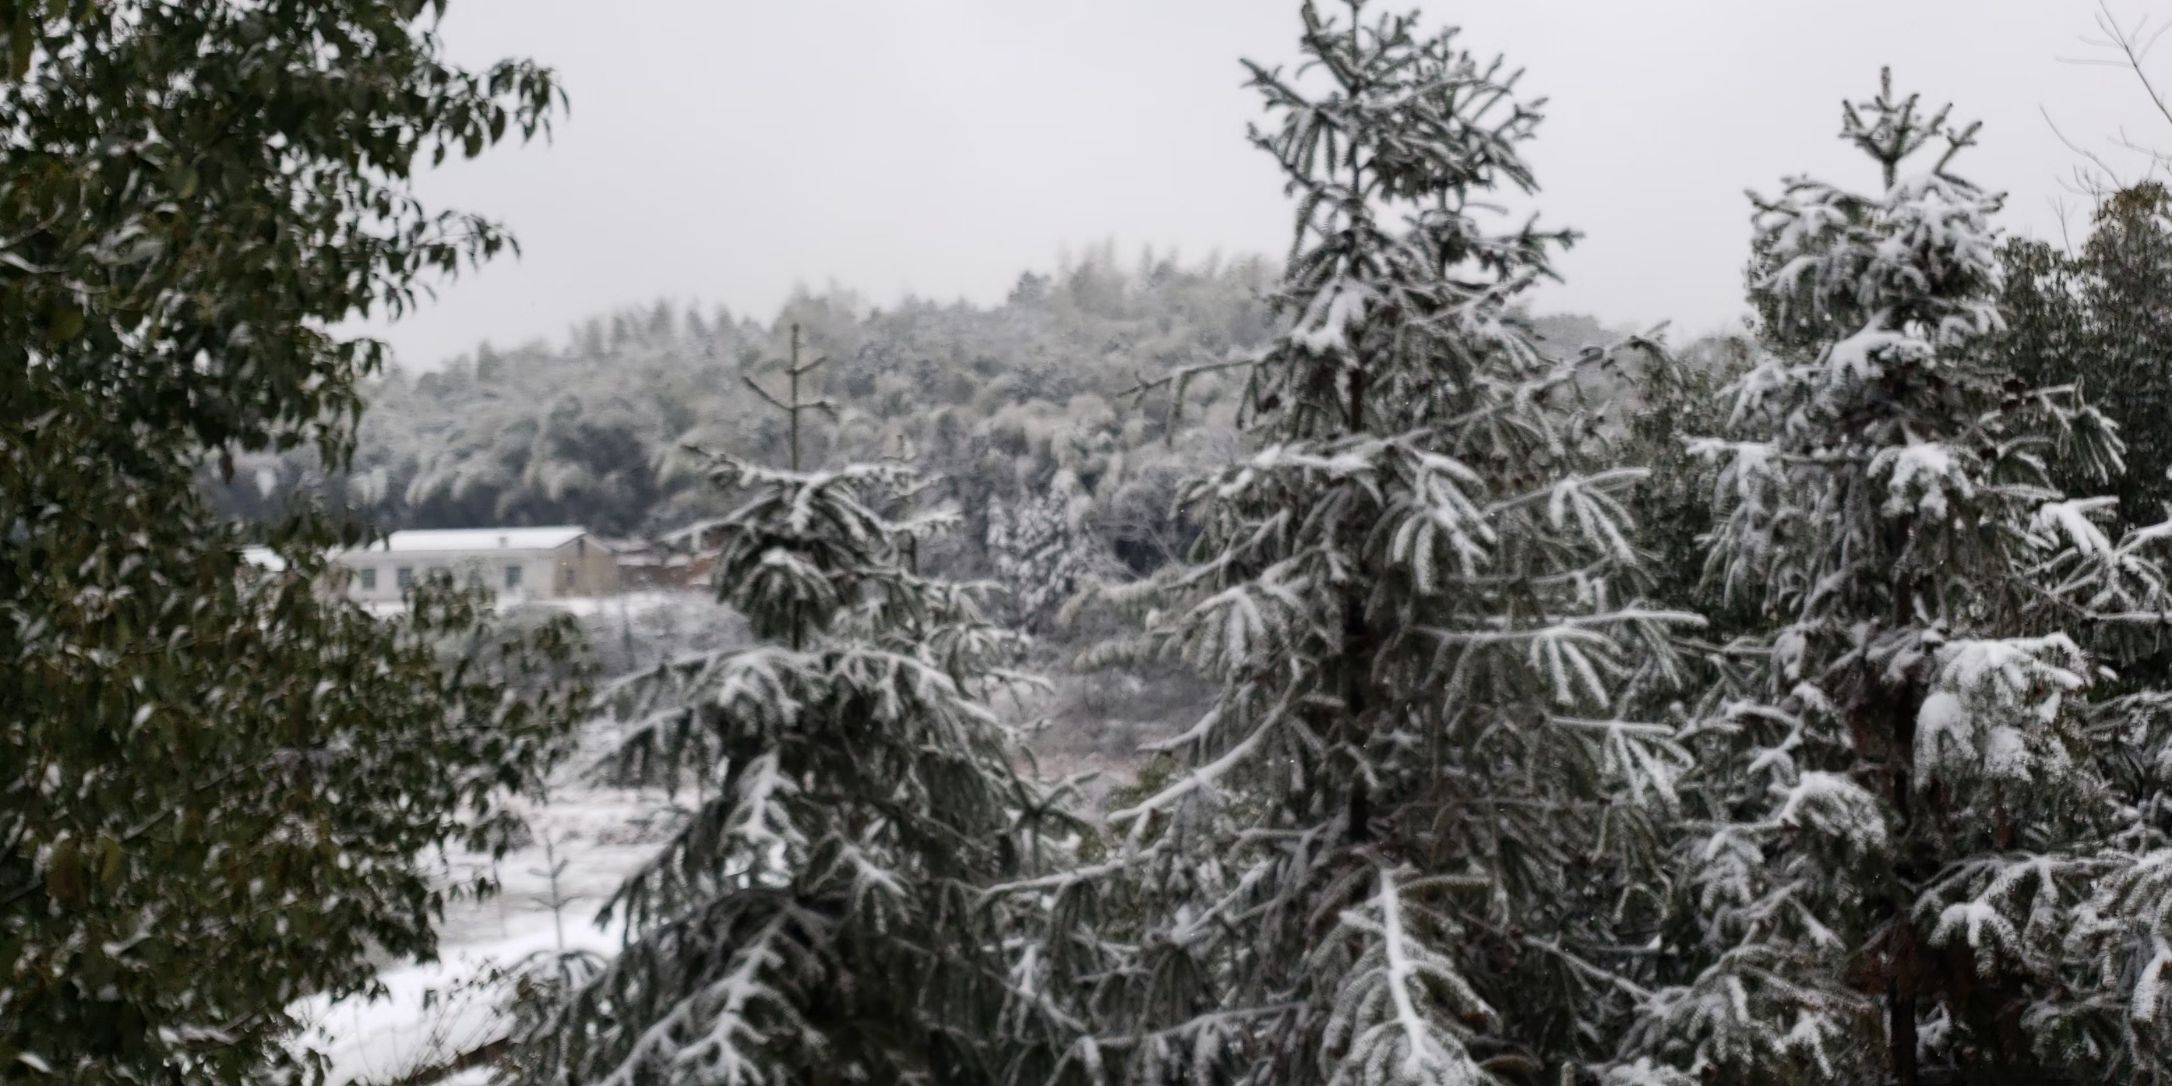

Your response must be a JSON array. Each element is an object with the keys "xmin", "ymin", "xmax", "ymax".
[
  {"xmin": 1025, "ymin": 5, "xmax": 1696, "ymax": 1082},
  {"xmin": 525, "ymin": 340, "xmax": 1082, "ymax": 1085},
  {"xmin": 1999, "ymin": 183, "xmax": 2172, "ymax": 533},
  {"xmin": 216, "ymin": 260, "xmax": 1617, "ymax": 604},
  {"xmin": 985, "ymin": 471, "xmax": 1108, "ymax": 629},
  {"xmin": 1620, "ymin": 73, "xmax": 2172, "ymax": 1083},
  {"xmin": 1612, "ymin": 334, "xmax": 1758, "ymax": 637},
  {"xmin": 215, "ymin": 256, "xmax": 1280, "ymax": 548}
]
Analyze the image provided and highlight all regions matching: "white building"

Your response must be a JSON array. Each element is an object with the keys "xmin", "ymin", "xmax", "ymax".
[{"xmin": 335, "ymin": 526, "xmax": 619, "ymax": 604}]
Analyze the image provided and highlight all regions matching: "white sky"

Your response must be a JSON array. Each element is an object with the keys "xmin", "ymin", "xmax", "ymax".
[{"xmin": 375, "ymin": 0, "xmax": 2172, "ymax": 368}]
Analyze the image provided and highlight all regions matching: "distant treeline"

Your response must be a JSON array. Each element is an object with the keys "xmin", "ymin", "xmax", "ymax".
[{"xmin": 211, "ymin": 243, "xmax": 1631, "ymax": 610}]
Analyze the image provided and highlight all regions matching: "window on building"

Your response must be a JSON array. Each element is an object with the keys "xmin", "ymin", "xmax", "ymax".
[
  {"xmin": 359, "ymin": 567, "xmax": 377, "ymax": 591},
  {"xmin": 504, "ymin": 564, "xmax": 523, "ymax": 590},
  {"xmin": 396, "ymin": 566, "xmax": 414, "ymax": 589}
]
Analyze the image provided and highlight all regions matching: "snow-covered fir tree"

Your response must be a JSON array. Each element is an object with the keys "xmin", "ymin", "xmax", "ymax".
[
  {"xmin": 1016, "ymin": 4, "xmax": 1699, "ymax": 1081},
  {"xmin": 525, "ymin": 328, "xmax": 1081, "ymax": 1084},
  {"xmin": 984, "ymin": 470, "xmax": 1104, "ymax": 630},
  {"xmin": 1613, "ymin": 73, "xmax": 2172, "ymax": 1085}
]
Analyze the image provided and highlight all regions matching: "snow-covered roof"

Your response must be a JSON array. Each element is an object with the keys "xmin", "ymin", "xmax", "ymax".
[
  {"xmin": 362, "ymin": 526, "xmax": 592, "ymax": 554},
  {"xmin": 239, "ymin": 546, "xmax": 287, "ymax": 572},
  {"xmin": 658, "ymin": 517, "xmax": 727, "ymax": 546}
]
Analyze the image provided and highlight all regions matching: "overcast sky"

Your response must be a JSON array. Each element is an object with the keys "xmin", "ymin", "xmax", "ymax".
[{"xmin": 375, "ymin": 0, "xmax": 2172, "ymax": 369}]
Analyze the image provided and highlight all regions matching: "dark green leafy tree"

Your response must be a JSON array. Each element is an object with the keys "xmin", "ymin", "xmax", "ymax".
[
  {"xmin": 1611, "ymin": 334, "xmax": 1754, "ymax": 629},
  {"xmin": 529, "ymin": 328, "xmax": 1083, "ymax": 1085},
  {"xmin": 1998, "ymin": 183, "xmax": 2172, "ymax": 534},
  {"xmin": 1994, "ymin": 186, "xmax": 2172, "ymax": 1085},
  {"xmin": 0, "ymin": 2, "xmax": 585, "ymax": 1080}
]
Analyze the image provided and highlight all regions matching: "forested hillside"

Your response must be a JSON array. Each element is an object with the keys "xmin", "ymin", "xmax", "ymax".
[{"xmin": 214, "ymin": 245, "xmax": 1626, "ymax": 597}]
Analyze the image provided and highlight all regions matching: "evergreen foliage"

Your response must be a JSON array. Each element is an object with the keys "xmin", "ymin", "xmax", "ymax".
[
  {"xmin": 1615, "ymin": 334, "xmax": 1756, "ymax": 633},
  {"xmin": 1617, "ymin": 73, "xmax": 2172, "ymax": 1084},
  {"xmin": 220, "ymin": 255, "xmax": 1282, "ymax": 549},
  {"xmin": 1998, "ymin": 182, "xmax": 2172, "ymax": 534},
  {"xmin": 0, "ymin": 1, "xmax": 586, "ymax": 1081},
  {"xmin": 1030, "ymin": 4, "xmax": 1698, "ymax": 1081},
  {"xmin": 216, "ymin": 259, "xmax": 1615, "ymax": 599},
  {"xmin": 31, "ymin": 2, "xmax": 2172, "ymax": 1083},
  {"xmin": 528, "ymin": 328, "xmax": 1082, "ymax": 1084},
  {"xmin": 984, "ymin": 473, "xmax": 1107, "ymax": 632}
]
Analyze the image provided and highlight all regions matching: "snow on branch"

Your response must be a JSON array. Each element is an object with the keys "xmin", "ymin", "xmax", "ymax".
[{"xmin": 1321, "ymin": 866, "xmax": 1494, "ymax": 1086}]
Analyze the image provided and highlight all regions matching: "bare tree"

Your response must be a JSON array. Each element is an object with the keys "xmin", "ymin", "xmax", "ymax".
[{"xmin": 2045, "ymin": 1, "xmax": 2172, "ymax": 205}]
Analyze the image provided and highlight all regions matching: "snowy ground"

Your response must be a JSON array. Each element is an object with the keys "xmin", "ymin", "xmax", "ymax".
[
  {"xmin": 290, "ymin": 591, "xmax": 742, "ymax": 1083},
  {"xmin": 288, "ymin": 590, "xmax": 1181, "ymax": 1083},
  {"xmin": 291, "ymin": 712, "xmax": 683, "ymax": 1085},
  {"xmin": 358, "ymin": 588, "xmax": 699, "ymax": 621},
  {"xmin": 1022, "ymin": 661, "xmax": 1203, "ymax": 810}
]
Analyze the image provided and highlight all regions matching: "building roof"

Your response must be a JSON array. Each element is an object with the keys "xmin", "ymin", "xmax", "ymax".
[
  {"xmin": 658, "ymin": 517, "xmax": 727, "ymax": 547},
  {"xmin": 361, "ymin": 526, "xmax": 592, "ymax": 554},
  {"xmin": 239, "ymin": 546, "xmax": 287, "ymax": 572}
]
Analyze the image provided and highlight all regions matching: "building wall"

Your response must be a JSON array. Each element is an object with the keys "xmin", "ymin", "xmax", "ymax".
[
  {"xmin": 339, "ymin": 549, "xmax": 568, "ymax": 603},
  {"xmin": 563, "ymin": 536, "xmax": 620, "ymax": 596},
  {"xmin": 332, "ymin": 532, "xmax": 619, "ymax": 603}
]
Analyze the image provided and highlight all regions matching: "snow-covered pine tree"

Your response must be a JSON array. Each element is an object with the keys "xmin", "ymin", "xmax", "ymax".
[
  {"xmin": 984, "ymin": 470, "xmax": 1104, "ymax": 630},
  {"xmin": 1613, "ymin": 73, "xmax": 2172, "ymax": 1085},
  {"xmin": 1017, "ymin": 4, "xmax": 1698, "ymax": 1081},
  {"xmin": 525, "ymin": 327, "xmax": 1081, "ymax": 1085}
]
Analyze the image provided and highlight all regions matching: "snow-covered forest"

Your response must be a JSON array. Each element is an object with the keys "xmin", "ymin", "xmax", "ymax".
[
  {"xmin": 15, "ymin": 1, "xmax": 2172, "ymax": 1085},
  {"xmin": 212, "ymin": 250, "xmax": 1620, "ymax": 591}
]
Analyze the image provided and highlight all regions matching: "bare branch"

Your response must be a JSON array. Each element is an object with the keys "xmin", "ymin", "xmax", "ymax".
[
  {"xmin": 1117, "ymin": 351, "xmax": 1261, "ymax": 446},
  {"xmin": 739, "ymin": 374, "xmax": 792, "ymax": 414},
  {"xmin": 2098, "ymin": 0, "xmax": 2172, "ymax": 132},
  {"xmin": 2041, "ymin": 106, "xmax": 2128, "ymax": 199},
  {"xmin": 2047, "ymin": 3, "xmax": 2172, "ymax": 196}
]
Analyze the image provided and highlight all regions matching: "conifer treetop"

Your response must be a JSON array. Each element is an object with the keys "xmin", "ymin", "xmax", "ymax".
[
  {"xmin": 1047, "ymin": 7, "xmax": 1698, "ymax": 1084},
  {"xmin": 528, "ymin": 324, "xmax": 1074, "ymax": 1085},
  {"xmin": 1749, "ymin": 69, "xmax": 2003, "ymax": 359},
  {"xmin": 1236, "ymin": 0, "xmax": 1578, "ymax": 444},
  {"xmin": 1620, "ymin": 72, "xmax": 2172, "ymax": 1084}
]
